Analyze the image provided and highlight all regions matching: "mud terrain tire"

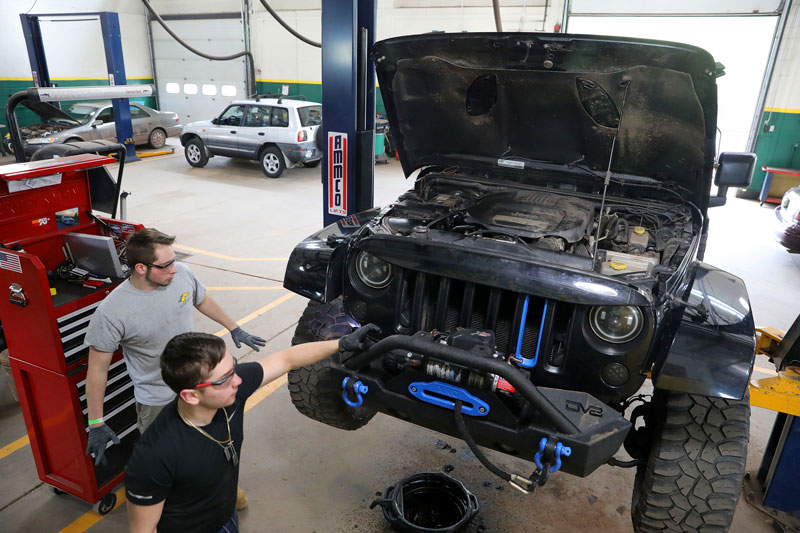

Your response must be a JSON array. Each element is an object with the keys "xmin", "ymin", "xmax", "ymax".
[
  {"xmin": 288, "ymin": 299, "xmax": 376, "ymax": 430},
  {"xmin": 631, "ymin": 390, "xmax": 749, "ymax": 532}
]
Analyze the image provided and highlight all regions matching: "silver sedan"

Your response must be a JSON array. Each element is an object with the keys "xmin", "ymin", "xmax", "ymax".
[{"xmin": 21, "ymin": 100, "xmax": 181, "ymax": 156}]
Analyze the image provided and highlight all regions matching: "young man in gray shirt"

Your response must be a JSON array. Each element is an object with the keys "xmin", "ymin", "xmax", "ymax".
[{"xmin": 84, "ymin": 228, "xmax": 264, "ymax": 508}]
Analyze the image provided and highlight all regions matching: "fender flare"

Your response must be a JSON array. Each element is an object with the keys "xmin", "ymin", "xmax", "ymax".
[{"xmin": 652, "ymin": 262, "xmax": 756, "ymax": 400}]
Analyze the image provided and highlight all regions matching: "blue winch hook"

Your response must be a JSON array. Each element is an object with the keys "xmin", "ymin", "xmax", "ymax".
[{"xmin": 342, "ymin": 377, "xmax": 368, "ymax": 407}]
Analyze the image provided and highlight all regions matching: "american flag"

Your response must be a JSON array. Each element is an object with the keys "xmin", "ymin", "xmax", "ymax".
[{"xmin": 0, "ymin": 251, "xmax": 22, "ymax": 274}]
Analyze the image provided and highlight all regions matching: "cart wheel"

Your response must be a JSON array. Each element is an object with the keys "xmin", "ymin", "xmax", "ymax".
[
  {"xmin": 95, "ymin": 493, "xmax": 117, "ymax": 515},
  {"xmin": 51, "ymin": 487, "xmax": 66, "ymax": 496}
]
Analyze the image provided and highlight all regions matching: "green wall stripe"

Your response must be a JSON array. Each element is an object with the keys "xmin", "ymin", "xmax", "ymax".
[{"xmin": 751, "ymin": 109, "xmax": 800, "ymax": 192}]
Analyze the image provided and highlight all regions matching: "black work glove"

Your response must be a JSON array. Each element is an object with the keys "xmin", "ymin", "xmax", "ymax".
[
  {"xmin": 338, "ymin": 324, "xmax": 381, "ymax": 353},
  {"xmin": 231, "ymin": 326, "xmax": 266, "ymax": 352},
  {"xmin": 85, "ymin": 424, "xmax": 120, "ymax": 467}
]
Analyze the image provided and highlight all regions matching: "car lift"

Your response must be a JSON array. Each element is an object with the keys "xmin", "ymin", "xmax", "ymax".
[
  {"xmin": 747, "ymin": 317, "xmax": 800, "ymax": 528},
  {"xmin": 319, "ymin": 0, "xmax": 376, "ymax": 226},
  {"xmin": 19, "ymin": 12, "xmax": 140, "ymax": 163}
]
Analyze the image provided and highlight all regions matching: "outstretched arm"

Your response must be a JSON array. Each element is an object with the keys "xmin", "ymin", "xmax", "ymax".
[{"xmin": 196, "ymin": 295, "xmax": 266, "ymax": 351}]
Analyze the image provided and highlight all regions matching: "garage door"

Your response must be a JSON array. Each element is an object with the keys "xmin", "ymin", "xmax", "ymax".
[{"xmin": 150, "ymin": 16, "xmax": 247, "ymax": 124}]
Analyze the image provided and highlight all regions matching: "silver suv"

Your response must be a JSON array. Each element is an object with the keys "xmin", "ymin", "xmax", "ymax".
[{"xmin": 180, "ymin": 97, "xmax": 322, "ymax": 178}]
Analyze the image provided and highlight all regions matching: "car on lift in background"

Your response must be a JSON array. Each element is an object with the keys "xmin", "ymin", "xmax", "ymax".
[
  {"xmin": 283, "ymin": 32, "xmax": 757, "ymax": 533},
  {"xmin": 775, "ymin": 186, "xmax": 800, "ymax": 252},
  {"xmin": 17, "ymin": 100, "xmax": 181, "ymax": 157},
  {"xmin": 180, "ymin": 97, "xmax": 323, "ymax": 178}
]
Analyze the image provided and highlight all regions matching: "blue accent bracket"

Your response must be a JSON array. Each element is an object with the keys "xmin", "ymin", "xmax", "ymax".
[
  {"xmin": 341, "ymin": 377, "xmax": 368, "ymax": 407},
  {"xmin": 512, "ymin": 297, "xmax": 550, "ymax": 368},
  {"xmin": 534, "ymin": 437, "xmax": 572, "ymax": 473},
  {"xmin": 408, "ymin": 381, "xmax": 490, "ymax": 417}
]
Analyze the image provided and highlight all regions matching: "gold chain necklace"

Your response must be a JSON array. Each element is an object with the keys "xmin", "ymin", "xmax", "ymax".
[{"xmin": 177, "ymin": 404, "xmax": 238, "ymax": 466}]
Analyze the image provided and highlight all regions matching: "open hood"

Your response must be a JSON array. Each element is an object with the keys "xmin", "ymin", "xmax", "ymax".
[
  {"xmin": 20, "ymin": 100, "xmax": 80, "ymax": 124},
  {"xmin": 373, "ymin": 33, "xmax": 720, "ymax": 206}
]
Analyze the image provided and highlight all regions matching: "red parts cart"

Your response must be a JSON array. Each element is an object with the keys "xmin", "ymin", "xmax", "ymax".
[{"xmin": 0, "ymin": 153, "xmax": 142, "ymax": 514}]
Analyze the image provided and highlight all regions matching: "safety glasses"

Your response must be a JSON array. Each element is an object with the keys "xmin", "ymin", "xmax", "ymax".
[
  {"xmin": 195, "ymin": 363, "xmax": 238, "ymax": 389},
  {"xmin": 146, "ymin": 258, "xmax": 176, "ymax": 270}
]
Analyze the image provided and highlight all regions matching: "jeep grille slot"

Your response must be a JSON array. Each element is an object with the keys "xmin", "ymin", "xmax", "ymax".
[{"xmin": 405, "ymin": 272, "xmax": 549, "ymax": 357}]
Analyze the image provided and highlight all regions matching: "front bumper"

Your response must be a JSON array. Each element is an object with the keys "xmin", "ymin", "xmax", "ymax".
[{"xmin": 335, "ymin": 332, "xmax": 631, "ymax": 477}]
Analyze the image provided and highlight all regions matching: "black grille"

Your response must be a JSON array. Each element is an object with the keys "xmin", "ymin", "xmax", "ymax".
[{"xmin": 403, "ymin": 271, "xmax": 549, "ymax": 357}]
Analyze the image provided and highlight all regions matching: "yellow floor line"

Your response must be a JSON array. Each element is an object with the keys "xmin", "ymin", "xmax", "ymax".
[
  {"xmin": 174, "ymin": 243, "xmax": 287, "ymax": 262},
  {"xmin": 214, "ymin": 293, "xmax": 294, "ymax": 337},
  {"xmin": 245, "ymin": 375, "xmax": 288, "ymax": 412},
  {"xmin": 0, "ymin": 435, "xmax": 29, "ymax": 460},
  {"xmin": 206, "ymin": 286, "xmax": 285, "ymax": 291},
  {"xmin": 58, "ymin": 486, "xmax": 127, "ymax": 533}
]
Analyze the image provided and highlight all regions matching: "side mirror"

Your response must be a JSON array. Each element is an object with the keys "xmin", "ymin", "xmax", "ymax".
[
  {"xmin": 211, "ymin": 118, "xmax": 219, "ymax": 125},
  {"xmin": 92, "ymin": 120, "xmax": 103, "ymax": 127},
  {"xmin": 708, "ymin": 152, "xmax": 756, "ymax": 207}
]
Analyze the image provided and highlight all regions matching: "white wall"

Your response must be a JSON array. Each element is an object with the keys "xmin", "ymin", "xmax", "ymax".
[
  {"xmin": 764, "ymin": 1, "xmax": 800, "ymax": 109},
  {"xmin": 0, "ymin": 0, "xmax": 151, "ymax": 80}
]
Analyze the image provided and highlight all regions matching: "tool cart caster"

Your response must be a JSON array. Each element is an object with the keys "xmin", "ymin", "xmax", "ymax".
[
  {"xmin": 95, "ymin": 492, "xmax": 117, "ymax": 515},
  {"xmin": 51, "ymin": 487, "xmax": 66, "ymax": 496}
]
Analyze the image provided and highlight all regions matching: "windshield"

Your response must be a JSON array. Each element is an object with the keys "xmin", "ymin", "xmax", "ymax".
[
  {"xmin": 66, "ymin": 104, "xmax": 98, "ymax": 124},
  {"xmin": 297, "ymin": 105, "xmax": 322, "ymax": 127}
]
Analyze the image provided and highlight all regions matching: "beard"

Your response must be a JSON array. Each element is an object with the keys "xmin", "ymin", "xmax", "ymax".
[{"xmin": 145, "ymin": 269, "xmax": 172, "ymax": 287}]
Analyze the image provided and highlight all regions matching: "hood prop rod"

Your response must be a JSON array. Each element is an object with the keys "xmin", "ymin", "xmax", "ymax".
[{"xmin": 592, "ymin": 80, "xmax": 632, "ymax": 268}]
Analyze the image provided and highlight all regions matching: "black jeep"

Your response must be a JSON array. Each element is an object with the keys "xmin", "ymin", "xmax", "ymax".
[{"xmin": 284, "ymin": 33, "xmax": 756, "ymax": 532}]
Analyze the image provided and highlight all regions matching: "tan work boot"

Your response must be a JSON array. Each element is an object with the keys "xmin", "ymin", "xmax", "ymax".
[{"xmin": 236, "ymin": 486, "xmax": 248, "ymax": 511}]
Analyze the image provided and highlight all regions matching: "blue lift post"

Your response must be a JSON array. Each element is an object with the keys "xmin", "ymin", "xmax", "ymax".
[
  {"xmin": 19, "ymin": 12, "xmax": 138, "ymax": 162},
  {"xmin": 321, "ymin": 0, "xmax": 377, "ymax": 226}
]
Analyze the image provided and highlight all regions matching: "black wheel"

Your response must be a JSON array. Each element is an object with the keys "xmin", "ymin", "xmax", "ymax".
[
  {"xmin": 184, "ymin": 138, "xmax": 208, "ymax": 168},
  {"xmin": 96, "ymin": 492, "xmax": 117, "ymax": 515},
  {"xmin": 287, "ymin": 299, "xmax": 376, "ymax": 430},
  {"xmin": 631, "ymin": 390, "xmax": 749, "ymax": 533},
  {"xmin": 52, "ymin": 486, "xmax": 66, "ymax": 495},
  {"xmin": 315, "ymin": 125, "xmax": 325, "ymax": 157},
  {"xmin": 260, "ymin": 146, "xmax": 285, "ymax": 178},
  {"xmin": 148, "ymin": 128, "xmax": 167, "ymax": 149},
  {"xmin": 304, "ymin": 159, "xmax": 321, "ymax": 168}
]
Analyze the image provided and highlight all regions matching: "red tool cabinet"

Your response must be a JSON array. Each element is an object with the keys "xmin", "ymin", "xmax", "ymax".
[{"xmin": 0, "ymin": 154, "xmax": 143, "ymax": 511}]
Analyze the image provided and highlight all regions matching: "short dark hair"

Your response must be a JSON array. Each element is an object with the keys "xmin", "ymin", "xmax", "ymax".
[
  {"xmin": 161, "ymin": 332, "xmax": 226, "ymax": 393},
  {"xmin": 126, "ymin": 228, "xmax": 175, "ymax": 268}
]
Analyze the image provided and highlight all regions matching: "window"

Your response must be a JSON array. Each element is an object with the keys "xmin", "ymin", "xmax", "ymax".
[
  {"xmin": 130, "ymin": 106, "xmax": 150, "ymax": 119},
  {"xmin": 183, "ymin": 83, "xmax": 198, "ymax": 95},
  {"xmin": 221, "ymin": 85, "xmax": 237, "ymax": 97},
  {"xmin": 297, "ymin": 105, "xmax": 322, "ymax": 127},
  {"xmin": 271, "ymin": 107, "xmax": 289, "ymax": 127},
  {"xmin": 218, "ymin": 105, "xmax": 246, "ymax": 126},
  {"xmin": 202, "ymin": 84, "xmax": 217, "ymax": 96},
  {"xmin": 165, "ymin": 82, "xmax": 180, "ymax": 94},
  {"xmin": 96, "ymin": 108, "xmax": 114, "ymax": 124},
  {"xmin": 244, "ymin": 106, "xmax": 270, "ymax": 127}
]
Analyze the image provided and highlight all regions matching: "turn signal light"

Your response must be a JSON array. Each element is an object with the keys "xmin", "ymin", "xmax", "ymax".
[{"xmin": 297, "ymin": 130, "xmax": 307, "ymax": 142}]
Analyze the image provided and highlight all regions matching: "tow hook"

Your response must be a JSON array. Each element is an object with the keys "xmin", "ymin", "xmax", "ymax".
[{"xmin": 341, "ymin": 376, "xmax": 368, "ymax": 407}]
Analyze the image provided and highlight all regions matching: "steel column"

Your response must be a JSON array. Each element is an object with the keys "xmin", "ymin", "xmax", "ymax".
[
  {"xmin": 99, "ymin": 12, "xmax": 137, "ymax": 162},
  {"xmin": 321, "ymin": 0, "xmax": 376, "ymax": 227}
]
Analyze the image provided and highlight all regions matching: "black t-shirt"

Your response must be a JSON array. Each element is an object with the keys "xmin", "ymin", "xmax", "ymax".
[{"xmin": 125, "ymin": 362, "xmax": 264, "ymax": 532}]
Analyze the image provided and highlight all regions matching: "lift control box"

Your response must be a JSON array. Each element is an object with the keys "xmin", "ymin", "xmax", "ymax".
[{"xmin": 0, "ymin": 154, "xmax": 142, "ymax": 506}]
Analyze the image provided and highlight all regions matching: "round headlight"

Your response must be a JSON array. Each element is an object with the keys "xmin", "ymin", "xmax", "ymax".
[
  {"xmin": 589, "ymin": 306, "xmax": 643, "ymax": 344},
  {"xmin": 355, "ymin": 251, "xmax": 392, "ymax": 289}
]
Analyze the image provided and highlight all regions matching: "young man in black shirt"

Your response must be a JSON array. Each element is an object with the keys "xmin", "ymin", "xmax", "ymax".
[{"xmin": 125, "ymin": 325, "xmax": 377, "ymax": 532}]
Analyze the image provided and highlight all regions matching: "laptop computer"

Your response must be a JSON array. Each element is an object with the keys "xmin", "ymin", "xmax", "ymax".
[{"xmin": 63, "ymin": 233, "xmax": 126, "ymax": 278}]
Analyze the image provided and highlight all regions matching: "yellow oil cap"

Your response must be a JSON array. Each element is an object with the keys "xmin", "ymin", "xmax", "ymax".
[
  {"xmin": 633, "ymin": 226, "xmax": 646, "ymax": 234},
  {"xmin": 609, "ymin": 261, "xmax": 627, "ymax": 270}
]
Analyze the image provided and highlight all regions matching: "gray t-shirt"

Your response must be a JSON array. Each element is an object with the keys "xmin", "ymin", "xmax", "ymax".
[{"xmin": 85, "ymin": 262, "xmax": 207, "ymax": 405}]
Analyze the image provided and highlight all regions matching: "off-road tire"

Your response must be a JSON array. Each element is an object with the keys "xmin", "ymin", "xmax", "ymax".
[
  {"xmin": 631, "ymin": 390, "xmax": 750, "ymax": 532},
  {"xmin": 287, "ymin": 299, "xmax": 376, "ymax": 430}
]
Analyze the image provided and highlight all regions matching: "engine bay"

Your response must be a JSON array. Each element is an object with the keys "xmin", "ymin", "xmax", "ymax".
[{"xmin": 377, "ymin": 172, "xmax": 696, "ymax": 282}]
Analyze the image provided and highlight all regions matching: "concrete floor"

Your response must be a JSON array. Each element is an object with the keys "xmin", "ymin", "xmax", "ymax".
[{"xmin": 0, "ymin": 139, "xmax": 797, "ymax": 532}]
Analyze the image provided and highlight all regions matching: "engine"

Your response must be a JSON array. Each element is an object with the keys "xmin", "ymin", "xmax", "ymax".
[{"xmin": 377, "ymin": 174, "xmax": 694, "ymax": 280}]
